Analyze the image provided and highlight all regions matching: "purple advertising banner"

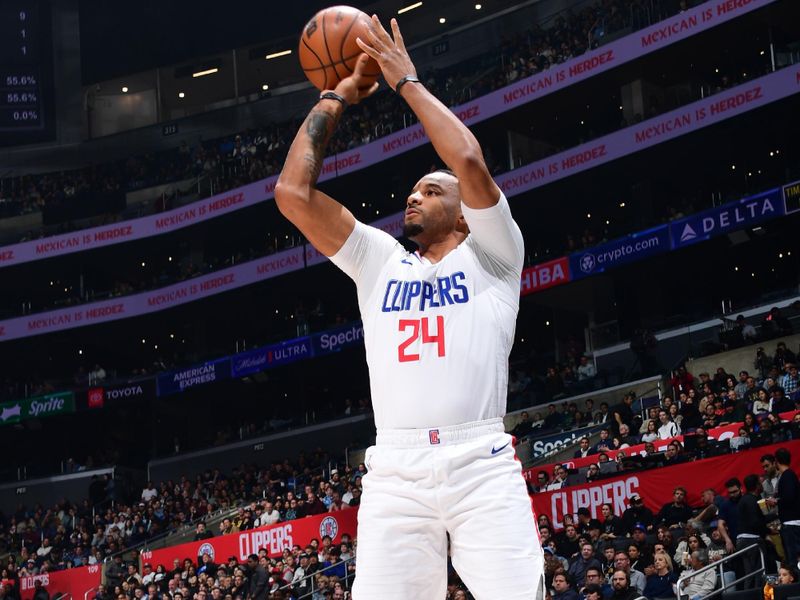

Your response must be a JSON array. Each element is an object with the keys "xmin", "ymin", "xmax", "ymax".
[
  {"xmin": 0, "ymin": 65, "xmax": 797, "ymax": 341},
  {"xmin": 0, "ymin": 247, "xmax": 305, "ymax": 342},
  {"xmin": 494, "ymin": 66, "xmax": 799, "ymax": 195},
  {"xmin": 0, "ymin": 0, "xmax": 776, "ymax": 270}
]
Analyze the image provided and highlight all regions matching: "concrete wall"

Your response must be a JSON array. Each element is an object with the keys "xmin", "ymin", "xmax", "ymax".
[
  {"xmin": 503, "ymin": 375, "xmax": 663, "ymax": 432},
  {"xmin": 147, "ymin": 414, "xmax": 376, "ymax": 482},
  {"xmin": 688, "ymin": 334, "xmax": 800, "ymax": 379}
]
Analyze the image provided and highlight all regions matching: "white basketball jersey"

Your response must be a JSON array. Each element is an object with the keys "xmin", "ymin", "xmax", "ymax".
[{"xmin": 329, "ymin": 193, "xmax": 524, "ymax": 430}]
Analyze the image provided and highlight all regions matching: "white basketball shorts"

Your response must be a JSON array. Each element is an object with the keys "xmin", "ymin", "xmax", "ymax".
[{"xmin": 351, "ymin": 417, "xmax": 544, "ymax": 599}]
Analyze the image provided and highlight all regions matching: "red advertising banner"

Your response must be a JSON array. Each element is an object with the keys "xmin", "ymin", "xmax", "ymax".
[
  {"xmin": 530, "ymin": 410, "xmax": 800, "ymax": 476},
  {"xmin": 19, "ymin": 564, "xmax": 102, "ymax": 600},
  {"xmin": 520, "ymin": 257, "xmax": 571, "ymax": 296},
  {"xmin": 143, "ymin": 510, "xmax": 359, "ymax": 568},
  {"xmin": 531, "ymin": 440, "xmax": 800, "ymax": 530}
]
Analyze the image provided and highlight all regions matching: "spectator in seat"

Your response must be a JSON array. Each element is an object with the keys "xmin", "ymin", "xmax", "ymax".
[
  {"xmin": 657, "ymin": 410, "xmax": 679, "ymax": 440},
  {"xmin": 141, "ymin": 482, "xmax": 158, "ymax": 503},
  {"xmin": 641, "ymin": 420, "xmax": 659, "ymax": 443},
  {"xmin": 581, "ymin": 583, "xmax": 604, "ymax": 600},
  {"xmin": 614, "ymin": 551, "xmax": 646, "ymax": 594},
  {"xmin": 736, "ymin": 474, "xmax": 770, "ymax": 589},
  {"xmin": 592, "ymin": 429, "xmax": 613, "ymax": 454},
  {"xmin": 656, "ymin": 487, "xmax": 693, "ymax": 530},
  {"xmin": 615, "ymin": 424, "xmax": 638, "ymax": 447},
  {"xmin": 600, "ymin": 504, "xmax": 625, "ymax": 541},
  {"xmin": 782, "ymin": 364, "xmax": 800, "ymax": 398},
  {"xmin": 762, "ymin": 309, "xmax": 793, "ymax": 338},
  {"xmin": 623, "ymin": 493, "xmax": 654, "ymax": 534},
  {"xmin": 680, "ymin": 550, "xmax": 716, "ymax": 600},
  {"xmin": 578, "ymin": 356, "xmax": 596, "ymax": 381},
  {"xmin": 735, "ymin": 316, "xmax": 758, "ymax": 344},
  {"xmin": 552, "ymin": 573, "xmax": 579, "ymax": 600},
  {"xmin": 568, "ymin": 542, "xmax": 602, "ymax": 588},
  {"xmin": 557, "ymin": 524, "xmax": 582, "ymax": 559},
  {"xmin": 544, "ymin": 403, "xmax": 564, "ymax": 429},
  {"xmin": 246, "ymin": 554, "xmax": 268, "ymax": 600},
  {"xmin": 585, "ymin": 464, "xmax": 601, "ymax": 483},
  {"xmin": 671, "ymin": 367, "xmax": 696, "ymax": 397},
  {"xmin": 574, "ymin": 437, "xmax": 592, "ymax": 458},
  {"xmin": 770, "ymin": 448, "xmax": 800, "ymax": 569},
  {"xmin": 193, "ymin": 523, "xmax": 213, "ymax": 541},
  {"xmin": 674, "ymin": 530, "xmax": 709, "ymax": 570},
  {"xmin": 582, "ymin": 567, "xmax": 609, "ymax": 598},
  {"xmin": 611, "ymin": 393, "xmax": 636, "ymax": 438},
  {"xmin": 547, "ymin": 465, "xmax": 569, "ymax": 492},
  {"xmin": 771, "ymin": 386, "xmax": 794, "ymax": 414},
  {"xmin": 32, "ymin": 579, "xmax": 49, "ymax": 600},
  {"xmin": 511, "ymin": 411, "xmax": 534, "ymax": 438},
  {"xmin": 643, "ymin": 552, "xmax": 677, "ymax": 600},
  {"xmin": 609, "ymin": 570, "xmax": 640, "ymax": 600},
  {"xmin": 260, "ymin": 502, "xmax": 280, "ymax": 526},
  {"xmin": 778, "ymin": 564, "xmax": 798, "ymax": 585}
]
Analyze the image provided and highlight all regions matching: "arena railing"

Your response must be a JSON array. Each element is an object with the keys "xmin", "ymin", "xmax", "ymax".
[
  {"xmin": 276, "ymin": 555, "xmax": 356, "ymax": 599},
  {"xmin": 676, "ymin": 543, "xmax": 764, "ymax": 600}
]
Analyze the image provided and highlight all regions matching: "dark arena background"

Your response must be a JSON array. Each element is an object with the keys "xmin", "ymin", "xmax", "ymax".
[{"xmin": 1, "ymin": 0, "xmax": 800, "ymax": 598}]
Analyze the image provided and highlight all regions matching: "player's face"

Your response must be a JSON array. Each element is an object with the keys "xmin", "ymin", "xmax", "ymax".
[{"xmin": 403, "ymin": 172, "xmax": 462, "ymax": 241}]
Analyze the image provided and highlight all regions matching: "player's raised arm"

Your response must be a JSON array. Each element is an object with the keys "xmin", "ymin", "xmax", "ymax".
[
  {"xmin": 357, "ymin": 16, "xmax": 501, "ymax": 210},
  {"xmin": 274, "ymin": 55, "xmax": 379, "ymax": 257}
]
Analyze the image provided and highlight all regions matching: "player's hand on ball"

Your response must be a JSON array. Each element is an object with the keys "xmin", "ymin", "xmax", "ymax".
[
  {"xmin": 332, "ymin": 54, "xmax": 381, "ymax": 106},
  {"xmin": 356, "ymin": 16, "xmax": 417, "ymax": 92}
]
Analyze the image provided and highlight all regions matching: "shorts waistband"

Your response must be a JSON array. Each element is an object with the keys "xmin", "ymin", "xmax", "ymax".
[{"xmin": 376, "ymin": 418, "xmax": 505, "ymax": 447}]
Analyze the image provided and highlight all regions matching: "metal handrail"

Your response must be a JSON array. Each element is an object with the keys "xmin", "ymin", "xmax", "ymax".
[
  {"xmin": 676, "ymin": 543, "xmax": 764, "ymax": 600},
  {"xmin": 277, "ymin": 555, "xmax": 356, "ymax": 599},
  {"xmin": 85, "ymin": 586, "xmax": 103, "ymax": 600}
]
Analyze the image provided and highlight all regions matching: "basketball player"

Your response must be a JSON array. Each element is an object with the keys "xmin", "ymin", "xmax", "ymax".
[{"xmin": 275, "ymin": 15, "xmax": 543, "ymax": 599}]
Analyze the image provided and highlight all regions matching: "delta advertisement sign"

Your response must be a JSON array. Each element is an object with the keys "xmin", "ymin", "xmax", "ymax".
[
  {"xmin": 530, "ymin": 440, "xmax": 800, "ymax": 530},
  {"xmin": 0, "ymin": 0, "xmax": 777, "ymax": 271},
  {"xmin": 143, "ymin": 509, "xmax": 358, "ymax": 567}
]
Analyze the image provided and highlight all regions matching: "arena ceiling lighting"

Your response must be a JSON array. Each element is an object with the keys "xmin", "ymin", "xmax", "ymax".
[
  {"xmin": 121, "ymin": 86, "xmax": 128, "ymax": 93},
  {"xmin": 398, "ymin": 2, "xmax": 423, "ymax": 14},
  {"xmin": 192, "ymin": 68, "xmax": 219, "ymax": 78},
  {"xmin": 439, "ymin": 17, "xmax": 446, "ymax": 23},
  {"xmin": 265, "ymin": 49, "xmax": 292, "ymax": 60}
]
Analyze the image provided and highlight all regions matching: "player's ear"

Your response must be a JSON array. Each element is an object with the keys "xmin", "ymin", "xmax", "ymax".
[{"xmin": 455, "ymin": 214, "xmax": 469, "ymax": 235}]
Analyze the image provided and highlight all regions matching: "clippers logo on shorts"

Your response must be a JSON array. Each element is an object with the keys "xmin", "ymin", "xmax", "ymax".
[
  {"xmin": 429, "ymin": 429, "xmax": 440, "ymax": 445},
  {"xmin": 198, "ymin": 542, "xmax": 215, "ymax": 560},
  {"xmin": 381, "ymin": 272, "xmax": 469, "ymax": 312},
  {"xmin": 319, "ymin": 516, "xmax": 339, "ymax": 540}
]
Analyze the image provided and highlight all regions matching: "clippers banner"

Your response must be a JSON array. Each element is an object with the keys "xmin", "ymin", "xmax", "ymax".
[
  {"xmin": 18, "ymin": 564, "xmax": 101, "ymax": 600},
  {"xmin": 530, "ymin": 440, "xmax": 800, "ymax": 530},
  {"xmin": 143, "ymin": 509, "xmax": 359, "ymax": 567}
]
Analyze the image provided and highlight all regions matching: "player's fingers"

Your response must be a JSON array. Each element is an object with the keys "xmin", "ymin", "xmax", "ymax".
[
  {"xmin": 355, "ymin": 38, "xmax": 380, "ymax": 60},
  {"xmin": 390, "ymin": 18, "xmax": 407, "ymax": 52},
  {"xmin": 361, "ymin": 81, "xmax": 380, "ymax": 97},
  {"xmin": 352, "ymin": 53, "xmax": 370, "ymax": 75},
  {"xmin": 370, "ymin": 14, "xmax": 394, "ymax": 45}
]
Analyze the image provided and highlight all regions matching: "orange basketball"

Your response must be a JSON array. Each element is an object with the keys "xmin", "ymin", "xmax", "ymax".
[{"xmin": 298, "ymin": 6, "xmax": 382, "ymax": 92}]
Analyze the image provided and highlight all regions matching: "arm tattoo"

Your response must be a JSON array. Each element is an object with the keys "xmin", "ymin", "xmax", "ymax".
[{"xmin": 303, "ymin": 109, "xmax": 337, "ymax": 182}]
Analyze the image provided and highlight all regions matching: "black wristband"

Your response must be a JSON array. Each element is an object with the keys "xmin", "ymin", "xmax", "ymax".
[
  {"xmin": 319, "ymin": 91, "xmax": 348, "ymax": 110},
  {"xmin": 395, "ymin": 75, "xmax": 420, "ymax": 95}
]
